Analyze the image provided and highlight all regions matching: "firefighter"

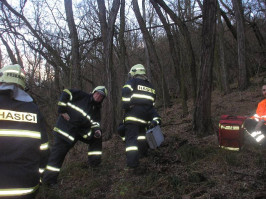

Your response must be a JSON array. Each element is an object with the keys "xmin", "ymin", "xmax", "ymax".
[
  {"xmin": 42, "ymin": 86, "xmax": 107, "ymax": 186},
  {"xmin": 0, "ymin": 64, "xmax": 49, "ymax": 198},
  {"xmin": 243, "ymin": 84, "xmax": 266, "ymax": 145},
  {"xmin": 121, "ymin": 64, "xmax": 161, "ymax": 169}
]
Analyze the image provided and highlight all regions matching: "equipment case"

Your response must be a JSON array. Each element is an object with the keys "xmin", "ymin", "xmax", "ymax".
[
  {"xmin": 146, "ymin": 125, "xmax": 164, "ymax": 149},
  {"xmin": 218, "ymin": 115, "xmax": 247, "ymax": 151}
]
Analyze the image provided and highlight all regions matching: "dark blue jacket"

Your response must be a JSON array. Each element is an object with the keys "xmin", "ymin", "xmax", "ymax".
[
  {"xmin": 122, "ymin": 77, "xmax": 161, "ymax": 126},
  {"xmin": 54, "ymin": 89, "xmax": 101, "ymax": 144},
  {"xmin": 0, "ymin": 90, "xmax": 49, "ymax": 198}
]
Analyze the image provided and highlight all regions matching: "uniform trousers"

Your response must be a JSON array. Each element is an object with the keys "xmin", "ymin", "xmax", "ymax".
[
  {"xmin": 42, "ymin": 134, "xmax": 102, "ymax": 185},
  {"xmin": 125, "ymin": 123, "xmax": 148, "ymax": 168}
]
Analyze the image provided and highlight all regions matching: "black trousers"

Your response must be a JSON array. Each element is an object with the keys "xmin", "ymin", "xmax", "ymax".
[
  {"xmin": 42, "ymin": 135, "xmax": 102, "ymax": 185},
  {"xmin": 125, "ymin": 124, "xmax": 148, "ymax": 168},
  {"xmin": 243, "ymin": 118, "xmax": 266, "ymax": 145}
]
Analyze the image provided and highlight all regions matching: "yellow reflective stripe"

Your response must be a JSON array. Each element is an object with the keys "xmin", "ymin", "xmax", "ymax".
[
  {"xmin": 153, "ymin": 117, "xmax": 161, "ymax": 121},
  {"xmin": 46, "ymin": 165, "xmax": 60, "ymax": 172},
  {"xmin": 4, "ymin": 69, "xmax": 25, "ymax": 77},
  {"xmin": 256, "ymin": 134, "xmax": 265, "ymax": 142},
  {"xmin": 53, "ymin": 127, "xmax": 75, "ymax": 141},
  {"xmin": 83, "ymin": 130, "xmax": 92, "ymax": 139},
  {"xmin": 122, "ymin": 97, "xmax": 131, "ymax": 102},
  {"xmin": 123, "ymin": 84, "xmax": 133, "ymax": 91},
  {"xmin": 220, "ymin": 125, "xmax": 240, "ymax": 130},
  {"xmin": 137, "ymin": 136, "xmax": 146, "ymax": 140},
  {"xmin": 220, "ymin": 146, "xmax": 239, "ymax": 151},
  {"xmin": 65, "ymin": 103, "xmax": 100, "ymax": 129},
  {"xmin": 0, "ymin": 130, "xmax": 41, "ymax": 139},
  {"xmin": 126, "ymin": 146, "xmax": 138, "ymax": 151},
  {"xmin": 0, "ymin": 109, "xmax": 37, "ymax": 123},
  {"xmin": 63, "ymin": 89, "xmax": 73, "ymax": 101},
  {"xmin": 0, "ymin": 185, "xmax": 39, "ymax": 197},
  {"xmin": 67, "ymin": 102, "xmax": 87, "ymax": 116},
  {"xmin": 251, "ymin": 131, "xmax": 262, "ymax": 138},
  {"xmin": 39, "ymin": 168, "xmax": 45, "ymax": 173},
  {"xmin": 91, "ymin": 122, "xmax": 100, "ymax": 128},
  {"xmin": 67, "ymin": 103, "xmax": 100, "ymax": 128},
  {"xmin": 88, "ymin": 151, "xmax": 102, "ymax": 156},
  {"xmin": 125, "ymin": 117, "xmax": 147, "ymax": 124},
  {"xmin": 131, "ymin": 94, "xmax": 154, "ymax": 101},
  {"xmin": 58, "ymin": 101, "xmax": 67, "ymax": 106},
  {"xmin": 40, "ymin": 142, "xmax": 49, "ymax": 150}
]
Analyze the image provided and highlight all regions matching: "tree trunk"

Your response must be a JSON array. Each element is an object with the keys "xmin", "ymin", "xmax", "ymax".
[
  {"xmin": 132, "ymin": 0, "xmax": 170, "ymax": 107},
  {"xmin": 97, "ymin": 0, "xmax": 120, "ymax": 138},
  {"xmin": 150, "ymin": 0, "xmax": 188, "ymax": 116},
  {"xmin": 118, "ymin": 0, "xmax": 128, "ymax": 84},
  {"xmin": 217, "ymin": 4, "xmax": 230, "ymax": 94},
  {"xmin": 142, "ymin": 0, "xmax": 152, "ymax": 80},
  {"xmin": 64, "ymin": 0, "xmax": 81, "ymax": 89},
  {"xmin": 0, "ymin": 35, "xmax": 17, "ymax": 64},
  {"xmin": 193, "ymin": 0, "xmax": 217, "ymax": 136},
  {"xmin": 153, "ymin": 0, "xmax": 197, "ymax": 102},
  {"xmin": 232, "ymin": 0, "xmax": 248, "ymax": 91}
]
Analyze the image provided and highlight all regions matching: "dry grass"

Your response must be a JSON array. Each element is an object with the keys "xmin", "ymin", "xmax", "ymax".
[{"xmin": 37, "ymin": 79, "xmax": 266, "ymax": 198}]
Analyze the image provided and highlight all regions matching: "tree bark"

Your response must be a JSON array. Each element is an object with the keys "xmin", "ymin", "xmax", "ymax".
[
  {"xmin": 193, "ymin": 0, "xmax": 217, "ymax": 136},
  {"xmin": 64, "ymin": 0, "xmax": 82, "ymax": 89},
  {"xmin": 142, "ymin": 0, "xmax": 152, "ymax": 80},
  {"xmin": 150, "ymin": 0, "xmax": 188, "ymax": 116},
  {"xmin": 153, "ymin": 0, "xmax": 197, "ymax": 102},
  {"xmin": 0, "ymin": 35, "xmax": 17, "ymax": 64},
  {"xmin": 97, "ymin": 0, "xmax": 120, "ymax": 137},
  {"xmin": 217, "ymin": 4, "xmax": 230, "ymax": 94},
  {"xmin": 232, "ymin": 0, "xmax": 248, "ymax": 91},
  {"xmin": 118, "ymin": 0, "xmax": 129, "ymax": 83}
]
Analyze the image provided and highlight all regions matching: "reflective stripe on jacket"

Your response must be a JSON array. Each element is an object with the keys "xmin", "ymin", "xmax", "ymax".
[
  {"xmin": 0, "ymin": 91, "xmax": 49, "ymax": 198},
  {"xmin": 251, "ymin": 99, "xmax": 266, "ymax": 122},
  {"xmin": 122, "ymin": 77, "xmax": 161, "ymax": 125},
  {"xmin": 55, "ymin": 89, "xmax": 101, "ymax": 143}
]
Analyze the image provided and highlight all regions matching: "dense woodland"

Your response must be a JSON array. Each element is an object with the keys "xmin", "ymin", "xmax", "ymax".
[
  {"xmin": 1, "ymin": 0, "xmax": 266, "ymax": 198},
  {"xmin": 0, "ymin": 0, "xmax": 265, "ymax": 137}
]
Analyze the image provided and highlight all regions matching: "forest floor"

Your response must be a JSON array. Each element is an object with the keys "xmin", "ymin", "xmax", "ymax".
[{"xmin": 37, "ymin": 77, "xmax": 266, "ymax": 199}]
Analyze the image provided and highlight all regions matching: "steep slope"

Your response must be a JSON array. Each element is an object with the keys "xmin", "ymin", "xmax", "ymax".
[{"xmin": 37, "ymin": 81, "xmax": 266, "ymax": 199}]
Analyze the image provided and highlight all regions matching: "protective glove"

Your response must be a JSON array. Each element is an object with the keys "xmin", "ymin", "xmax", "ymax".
[{"xmin": 148, "ymin": 120, "xmax": 157, "ymax": 129}]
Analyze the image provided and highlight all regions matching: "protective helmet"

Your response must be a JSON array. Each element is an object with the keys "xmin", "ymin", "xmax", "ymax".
[
  {"xmin": 92, "ymin": 86, "xmax": 107, "ymax": 97},
  {"xmin": 129, "ymin": 64, "xmax": 146, "ymax": 77},
  {"xmin": 0, "ymin": 64, "xmax": 26, "ymax": 89}
]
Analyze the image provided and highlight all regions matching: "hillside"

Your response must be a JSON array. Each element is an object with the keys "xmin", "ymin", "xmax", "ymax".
[{"xmin": 37, "ymin": 80, "xmax": 266, "ymax": 199}]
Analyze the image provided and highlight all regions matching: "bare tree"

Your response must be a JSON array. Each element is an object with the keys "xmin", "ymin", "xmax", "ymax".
[
  {"xmin": 64, "ymin": 0, "xmax": 82, "ymax": 88},
  {"xmin": 217, "ymin": 3, "xmax": 230, "ymax": 94},
  {"xmin": 232, "ymin": 0, "xmax": 248, "ymax": 91},
  {"xmin": 153, "ymin": 0, "xmax": 197, "ymax": 102},
  {"xmin": 193, "ymin": 0, "xmax": 217, "ymax": 136},
  {"xmin": 150, "ymin": 0, "xmax": 188, "ymax": 116},
  {"xmin": 97, "ymin": 0, "xmax": 120, "ymax": 136},
  {"xmin": 0, "ymin": 35, "xmax": 17, "ymax": 64}
]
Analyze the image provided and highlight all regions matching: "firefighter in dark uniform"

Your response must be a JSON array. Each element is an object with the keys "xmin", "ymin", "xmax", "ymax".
[
  {"xmin": 0, "ymin": 64, "xmax": 49, "ymax": 198},
  {"xmin": 122, "ymin": 64, "xmax": 161, "ymax": 168},
  {"xmin": 42, "ymin": 86, "xmax": 107, "ymax": 186}
]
